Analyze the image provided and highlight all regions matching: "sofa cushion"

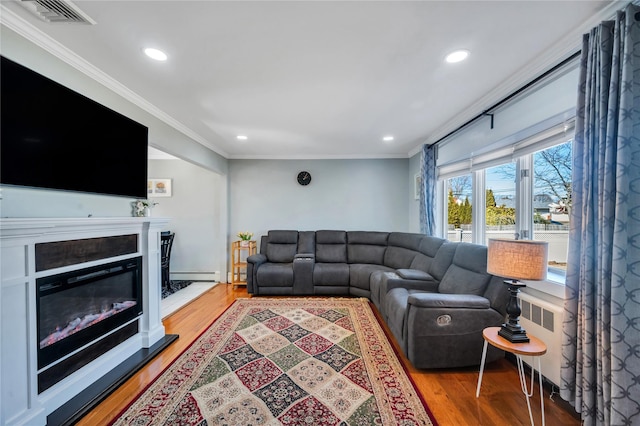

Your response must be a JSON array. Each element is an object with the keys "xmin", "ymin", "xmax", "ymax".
[
  {"xmin": 388, "ymin": 232, "xmax": 424, "ymax": 251},
  {"xmin": 266, "ymin": 243, "xmax": 298, "ymax": 263},
  {"xmin": 267, "ymin": 230, "xmax": 299, "ymax": 244},
  {"xmin": 347, "ymin": 231, "xmax": 388, "ymax": 265},
  {"xmin": 266, "ymin": 230, "xmax": 298, "ymax": 263},
  {"xmin": 425, "ymin": 242, "xmax": 458, "ymax": 281},
  {"xmin": 408, "ymin": 253, "xmax": 433, "ymax": 273},
  {"xmin": 313, "ymin": 263, "xmax": 349, "ymax": 286},
  {"xmin": 396, "ymin": 269, "xmax": 433, "ymax": 281},
  {"xmin": 409, "ymin": 236, "xmax": 446, "ymax": 272},
  {"xmin": 384, "ymin": 246, "xmax": 417, "ymax": 269},
  {"xmin": 451, "ymin": 242, "xmax": 489, "ymax": 273},
  {"xmin": 438, "ymin": 264, "xmax": 491, "ymax": 296},
  {"xmin": 315, "ymin": 230, "xmax": 347, "ymax": 263},
  {"xmin": 482, "ymin": 275, "xmax": 510, "ymax": 316},
  {"xmin": 256, "ymin": 263, "xmax": 294, "ymax": 287},
  {"xmin": 349, "ymin": 264, "xmax": 393, "ymax": 290},
  {"xmin": 349, "ymin": 244, "xmax": 386, "ymax": 264},
  {"xmin": 298, "ymin": 231, "xmax": 316, "ymax": 254},
  {"xmin": 316, "ymin": 230, "xmax": 347, "ymax": 244},
  {"xmin": 418, "ymin": 236, "xmax": 447, "ymax": 257}
]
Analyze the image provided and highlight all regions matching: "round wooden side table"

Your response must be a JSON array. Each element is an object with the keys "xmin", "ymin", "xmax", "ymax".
[{"xmin": 476, "ymin": 326, "xmax": 547, "ymax": 426}]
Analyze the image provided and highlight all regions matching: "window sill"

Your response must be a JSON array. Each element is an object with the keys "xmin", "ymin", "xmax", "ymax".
[{"xmin": 523, "ymin": 271, "xmax": 565, "ymax": 299}]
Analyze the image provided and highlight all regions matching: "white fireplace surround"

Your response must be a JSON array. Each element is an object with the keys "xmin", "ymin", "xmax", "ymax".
[{"xmin": 0, "ymin": 217, "xmax": 169, "ymax": 426}]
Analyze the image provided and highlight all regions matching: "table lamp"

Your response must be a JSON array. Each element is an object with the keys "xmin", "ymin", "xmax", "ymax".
[{"xmin": 487, "ymin": 239, "xmax": 548, "ymax": 343}]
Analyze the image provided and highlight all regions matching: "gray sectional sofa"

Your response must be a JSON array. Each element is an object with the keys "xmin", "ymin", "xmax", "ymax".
[{"xmin": 246, "ymin": 230, "xmax": 510, "ymax": 369}]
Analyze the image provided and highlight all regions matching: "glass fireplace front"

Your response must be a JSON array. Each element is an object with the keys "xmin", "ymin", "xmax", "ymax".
[{"xmin": 36, "ymin": 256, "xmax": 143, "ymax": 369}]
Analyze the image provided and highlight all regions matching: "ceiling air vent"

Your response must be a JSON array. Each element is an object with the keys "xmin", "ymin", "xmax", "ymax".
[{"xmin": 20, "ymin": 0, "xmax": 96, "ymax": 24}]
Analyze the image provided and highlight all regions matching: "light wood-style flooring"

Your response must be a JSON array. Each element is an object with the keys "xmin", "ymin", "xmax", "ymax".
[{"xmin": 79, "ymin": 284, "xmax": 580, "ymax": 426}]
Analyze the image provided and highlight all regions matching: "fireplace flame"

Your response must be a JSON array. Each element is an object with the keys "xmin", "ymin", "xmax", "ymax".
[{"xmin": 39, "ymin": 301, "xmax": 136, "ymax": 349}]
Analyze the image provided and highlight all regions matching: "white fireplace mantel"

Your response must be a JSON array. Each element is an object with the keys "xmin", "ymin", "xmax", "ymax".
[{"xmin": 0, "ymin": 217, "xmax": 169, "ymax": 426}]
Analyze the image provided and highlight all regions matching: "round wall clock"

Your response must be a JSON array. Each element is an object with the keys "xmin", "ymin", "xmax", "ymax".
[{"xmin": 297, "ymin": 171, "xmax": 312, "ymax": 186}]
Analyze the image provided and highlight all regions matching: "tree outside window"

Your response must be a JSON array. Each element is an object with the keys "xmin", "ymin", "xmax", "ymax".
[
  {"xmin": 533, "ymin": 141, "xmax": 572, "ymax": 270},
  {"xmin": 446, "ymin": 175, "xmax": 472, "ymax": 242}
]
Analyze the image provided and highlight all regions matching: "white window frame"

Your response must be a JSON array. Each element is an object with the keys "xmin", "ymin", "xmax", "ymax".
[{"xmin": 437, "ymin": 127, "xmax": 573, "ymax": 297}]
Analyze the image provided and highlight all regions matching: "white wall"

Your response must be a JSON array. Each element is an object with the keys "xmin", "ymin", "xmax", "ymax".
[
  {"xmin": 228, "ymin": 159, "xmax": 411, "ymax": 246},
  {"xmin": 148, "ymin": 159, "xmax": 226, "ymax": 281}
]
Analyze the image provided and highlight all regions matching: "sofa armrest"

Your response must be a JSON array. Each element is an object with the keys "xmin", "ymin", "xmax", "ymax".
[
  {"xmin": 408, "ymin": 293, "xmax": 490, "ymax": 309},
  {"xmin": 247, "ymin": 253, "xmax": 267, "ymax": 265},
  {"xmin": 396, "ymin": 269, "xmax": 433, "ymax": 280},
  {"xmin": 246, "ymin": 253, "xmax": 267, "ymax": 294},
  {"xmin": 386, "ymin": 269, "xmax": 438, "ymax": 293}
]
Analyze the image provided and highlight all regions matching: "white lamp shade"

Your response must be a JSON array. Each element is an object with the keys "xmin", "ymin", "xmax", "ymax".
[{"xmin": 487, "ymin": 239, "xmax": 548, "ymax": 281}]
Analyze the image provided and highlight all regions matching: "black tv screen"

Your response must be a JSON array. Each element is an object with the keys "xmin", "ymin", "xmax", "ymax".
[{"xmin": 1, "ymin": 56, "xmax": 148, "ymax": 198}]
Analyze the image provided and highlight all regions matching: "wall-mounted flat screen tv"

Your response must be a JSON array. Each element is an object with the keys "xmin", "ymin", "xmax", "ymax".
[{"xmin": 1, "ymin": 56, "xmax": 148, "ymax": 198}]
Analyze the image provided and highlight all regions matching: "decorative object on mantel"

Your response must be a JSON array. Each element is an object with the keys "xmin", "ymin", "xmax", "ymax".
[
  {"xmin": 132, "ymin": 199, "xmax": 158, "ymax": 217},
  {"xmin": 237, "ymin": 231, "xmax": 253, "ymax": 247}
]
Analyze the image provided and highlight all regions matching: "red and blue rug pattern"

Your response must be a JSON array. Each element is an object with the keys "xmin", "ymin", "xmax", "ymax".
[{"xmin": 112, "ymin": 297, "xmax": 436, "ymax": 425}]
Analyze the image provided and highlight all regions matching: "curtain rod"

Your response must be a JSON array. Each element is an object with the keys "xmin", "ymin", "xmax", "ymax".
[{"xmin": 431, "ymin": 50, "xmax": 582, "ymax": 147}]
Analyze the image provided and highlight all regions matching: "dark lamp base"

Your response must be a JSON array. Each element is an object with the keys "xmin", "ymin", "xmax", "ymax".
[
  {"xmin": 499, "ymin": 323, "xmax": 530, "ymax": 343},
  {"xmin": 499, "ymin": 279, "xmax": 530, "ymax": 343}
]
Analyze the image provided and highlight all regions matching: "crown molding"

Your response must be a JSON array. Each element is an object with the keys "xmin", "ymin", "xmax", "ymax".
[
  {"xmin": 0, "ymin": 5, "xmax": 229, "ymax": 159},
  {"xmin": 409, "ymin": 0, "xmax": 627, "ymax": 156},
  {"xmin": 228, "ymin": 153, "xmax": 409, "ymax": 160}
]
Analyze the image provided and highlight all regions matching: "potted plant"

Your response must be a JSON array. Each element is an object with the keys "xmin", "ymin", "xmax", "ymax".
[{"xmin": 237, "ymin": 231, "xmax": 253, "ymax": 247}]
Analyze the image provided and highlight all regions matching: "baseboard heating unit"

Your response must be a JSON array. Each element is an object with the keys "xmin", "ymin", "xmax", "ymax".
[{"xmin": 518, "ymin": 292, "xmax": 564, "ymax": 387}]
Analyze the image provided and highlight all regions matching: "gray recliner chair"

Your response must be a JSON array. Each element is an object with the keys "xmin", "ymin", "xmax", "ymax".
[
  {"xmin": 246, "ymin": 230, "xmax": 315, "ymax": 295},
  {"xmin": 384, "ymin": 243, "xmax": 510, "ymax": 369},
  {"xmin": 370, "ymin": 237, "xmax": 452, "ymax": 320}
]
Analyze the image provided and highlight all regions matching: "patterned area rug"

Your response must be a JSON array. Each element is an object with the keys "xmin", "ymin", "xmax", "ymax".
[{"xmin": 112, "ymin": 297, "xmax": 436, "ymax": 425}]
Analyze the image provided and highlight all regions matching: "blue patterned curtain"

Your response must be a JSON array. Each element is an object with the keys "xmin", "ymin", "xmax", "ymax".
[
  {"xmin": 561, "ymin": 4, "xmax": 640, "ymax": 425},
  {"xmin": 419, "ymin": 144, "xmax": 436, "ymax": 235}
]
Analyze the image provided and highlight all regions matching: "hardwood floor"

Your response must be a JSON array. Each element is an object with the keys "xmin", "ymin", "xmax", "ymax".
[{"xmin": 78, "ymin": 284, "xmax": 580, "ymax": 425}]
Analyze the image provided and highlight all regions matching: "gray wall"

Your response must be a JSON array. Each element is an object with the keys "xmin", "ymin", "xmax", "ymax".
[
  {"xmin": 228, "ymin": 158, "xmax": 411, "ymax": 246},
  {"xmin": 149, "ymin": 159, "xmax": 226, "ymax": 281}
]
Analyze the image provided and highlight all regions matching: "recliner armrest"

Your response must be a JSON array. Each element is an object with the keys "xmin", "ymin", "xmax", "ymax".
[
  {"xmin": 385, "ymin": 269, "xmax": 438, "ymax": 293},
  {"xmin": 396, "ymin": 269, "xmax": 434, "ymax": 281},
  {"xmin": 408, "ymin": 293, "xmax": 490, "ymax": 309},
  {"xmin": 385, "ymin": 278, "xmax": 439, "ymax": 293},
  {"xmin": 247, "ymin": 253, "xmax": 267, "ymax": 265}
]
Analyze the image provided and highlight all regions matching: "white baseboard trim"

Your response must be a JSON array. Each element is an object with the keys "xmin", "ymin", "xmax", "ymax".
[{"xmin": 171, "ymin": 271, "xmax": 220, "ymax": 282}]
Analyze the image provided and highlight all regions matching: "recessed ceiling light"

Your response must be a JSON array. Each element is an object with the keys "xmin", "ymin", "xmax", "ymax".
[
  {"xmin": 236, "ymin": 135, "xmax": 248, "ymax": 141},
  {"xmin": 144, "ymin": 48, "xmax": 167, "ymax": 61},
  {"xmin": 383, "ymin": 136, "xmax": 394, "ymax": 142},
  {"xmin": 445, "ymin": 49, "xmax": 470, "ymax": 64}
]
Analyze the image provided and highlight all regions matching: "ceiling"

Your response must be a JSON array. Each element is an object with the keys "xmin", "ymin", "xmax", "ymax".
[{"xmin": 1, "ymin": 1, "xmax": 618, "ymax": 159}]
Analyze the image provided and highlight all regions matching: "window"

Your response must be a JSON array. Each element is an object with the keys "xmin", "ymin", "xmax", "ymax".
[
  {"xmin": 485, "ymin": 163, "xmax": 517, "ymax": 244},
  {"xmin": 532, "ymin": 141, "xmax": 572, "ymax": 271},
  {"xmin": 446, "ymin": 174, "xmax": 472, "ymax": 242},
  {"xmin": 438, "ymin": 138, "xmax": 573, "ymax": 282}
]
